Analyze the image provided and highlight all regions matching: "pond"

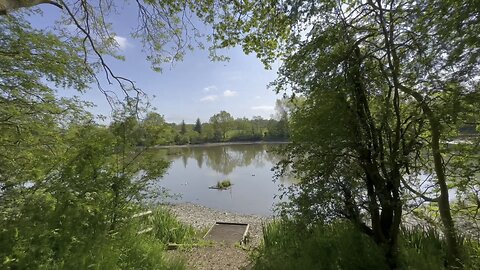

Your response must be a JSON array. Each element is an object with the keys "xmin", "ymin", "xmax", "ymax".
[{"xmin": 154, "ymin": 143, "xmax": 294, "ymax": 216}]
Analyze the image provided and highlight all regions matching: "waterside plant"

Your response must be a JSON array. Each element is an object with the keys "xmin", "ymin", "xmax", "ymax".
[{"xmin": 213, "ymin": 179, "xmax": 232, "ymax": 190}]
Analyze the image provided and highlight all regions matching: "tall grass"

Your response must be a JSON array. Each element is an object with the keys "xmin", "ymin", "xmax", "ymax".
[
  {"xmin": 252, "ymin": 220, "xmax": 388, "ymax": 270},
  {"xmin": 252, "ymin": 220, "xmax": 480, "ymax": 270},
  {"xmin": 2, "ymin": 207, "xmax": 194, "ymax": 270},
  {"xmin": 398, "ymin": 226, "xmax": 445, "ymax": 269},
  {"xmin": 463, "ymin": 238, "xmax": 480, "ymax": 270},
  {"xmin": 149, "ymin": 207, "xmax": 198, "ymax": 244}
]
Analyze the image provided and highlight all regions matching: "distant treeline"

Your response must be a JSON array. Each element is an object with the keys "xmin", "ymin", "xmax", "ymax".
[{"xmin": 129, "ymin": 110, "xmax": 289, "ymax": 146}]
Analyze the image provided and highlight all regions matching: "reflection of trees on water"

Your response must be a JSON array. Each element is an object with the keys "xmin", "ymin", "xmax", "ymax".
[
  {"xmin": 181, "ymin": 153, "xmax": 188, "ymax": 168},
  {"xmin": 205, "ymin": 146, "xmax": 241, "ymax": 175},
  {"xmin": 192, "ymin": 148, "xmax": 204, "ymax": 168},
  {"xmin": 178, "ymin": 147, "xmax": 204, "ymax": 168},
  {"xmin": 174, "ymin": 144, "xmax": 283, "ymax": 175}
]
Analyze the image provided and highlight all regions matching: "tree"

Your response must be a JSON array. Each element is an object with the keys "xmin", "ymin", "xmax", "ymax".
[
  {"xmin": 276, "ymin": 37, "xmax": 414, "ymax": 267},
  {"xmin": 180, "ymin": 120, "xmax": 187, "ymax": 135},
  {"xmin": 200, "ymin": 122, "xmax": 214, "ymax": 142},
  {"xmin": 194, "ymin": 118, "xmax": 202, "ymax": 134},
  {"xmin": 141, "ymin": 112, "xmax": 175, "ymax": 146},
  {"xmin": 211, "ymin": 119, "xmax": 223, "ymax": 142},
  {"xmin": 0, "ymin": 20, "xmax": 90, "ymax": 265},
  {"xmin": 0, "ymin": 1, "xmax": 62, "ymax": 15},
  {"xmin": 0, "ymin": 15, "xmax": 91, "ymax": 199},
  {"xmin": 336, "ymin": 1, "xmax": 478, "ymax": 266},
  {"xmin": 1, "ymin": 0, "xmax": 222, "ymax": 103},
  {"xmin": 210, "ymin": 0, "xmax": 479, "ymax": 267},
  {"xmin": 209, "ymin": 111, "xmax": 234, "ymax": 141},
  {"xmin": 0, "ymin": 14, "xmax": 171, "ymax": 268}
]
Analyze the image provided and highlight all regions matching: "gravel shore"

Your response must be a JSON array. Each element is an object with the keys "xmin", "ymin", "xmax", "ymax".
[
  {"xmin": 165, "ymin": 203, "xmax": 272, "ymax": 246},
  {"xmin": 165, "ymin": 203, "xmax": 272, "ymax": 270}
]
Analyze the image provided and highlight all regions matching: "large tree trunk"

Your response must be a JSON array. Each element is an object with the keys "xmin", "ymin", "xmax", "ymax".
[
  {"xmin": 0, "ymin": 0, "xmax": 62, "ymax": 14},
  {"xmin": 368, "ymin": 1, "xmax": 461, "ymax": 266},
  {"xmin": 427, "ymin": 110, "xmax": 462, "ymax": 269},
  {"xmin": 347, "ymin": 45, "xmax": 403, "ymax": 269},
  {"xmin": 400, "ymin": 86, "xmax": 462, "ymax": 269}
]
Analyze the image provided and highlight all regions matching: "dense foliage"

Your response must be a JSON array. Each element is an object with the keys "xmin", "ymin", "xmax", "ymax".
[
  {"xmin": 129, "ymin": 109, "xmax": 290, "ymax": 146},
  {"xmin": 209, "ymin": 0, "xmax": 480, "ymax": 268},
  {"xmin": 2, "ymin": 1, "xmax": 479, "ymax": 269},
  {"xmin": 0, "ymin": 13, "xmax": 197, "ymax": 270}
]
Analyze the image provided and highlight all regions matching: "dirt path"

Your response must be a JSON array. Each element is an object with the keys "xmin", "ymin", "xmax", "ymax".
[{"xmin": 166, "ymin": 203, "xmax": 271, "ymax": 270}]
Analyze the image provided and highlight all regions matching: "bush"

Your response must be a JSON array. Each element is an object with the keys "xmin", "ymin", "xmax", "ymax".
[
  {"xmin": 0, "ymin": 206, "xmax": 192, "ymax": 270},
  {"xmin": 216, "ymin": 179, "xmax": 232, "ymax": 189}
]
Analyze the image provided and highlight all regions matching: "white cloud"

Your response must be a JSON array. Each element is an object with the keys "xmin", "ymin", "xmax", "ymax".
[
  {"xmin": 200, "ymin": 95, "xmax": 218, "ymax": 102},
  {"xmin": 254, "ymin": 96, "xmax": 261, "ymax": 99},
  {"xmin": 251, "ymin": 105, "xmax": 274, "ymax": 111},
  {"xmin": 203, "ymin": 85, "xmax": 217, "ymax": 92},
  {"xmin": 223, "ymin": 90, "xmax": 238, "ymax": 97},
  {"xmin": 114, "ymin": 35, "xmax": 130, "ymax": 50}
]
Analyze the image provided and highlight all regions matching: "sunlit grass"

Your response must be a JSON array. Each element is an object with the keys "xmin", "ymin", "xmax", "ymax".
[{"xmin": 251, "ymin": 220, "xmax": 480, "ymax": 270}]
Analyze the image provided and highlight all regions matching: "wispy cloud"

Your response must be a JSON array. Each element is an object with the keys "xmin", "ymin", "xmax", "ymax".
[
  {"xmin": 203, "ymin": 85, "xmax": 217, "ymax": 92},
  {"xmin": 251, "ymin": 105, "xmax": 274, "ymax": 111},
  {"xmin": 114, "ymin": 35, "xmax": 131, "ymax": 50},
  {"xmin": 200, "ymin": 95, "xmax": 218, "ymax": 102},
  {"xmin": 223, "ymin": 90, "xmax": 238, "ymax": 97},
  {"xmin": 254, "ymin": 96, "xmax": 261, "ymax": 100}
]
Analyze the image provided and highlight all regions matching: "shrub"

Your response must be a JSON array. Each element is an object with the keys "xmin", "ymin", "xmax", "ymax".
[
  {"xmin": 216, "ymin": 179, "xmax": 232, "ymax": 189},
  {"xmin": 0, "ymin": 206, "xmax": 192, "ymax": 269}
]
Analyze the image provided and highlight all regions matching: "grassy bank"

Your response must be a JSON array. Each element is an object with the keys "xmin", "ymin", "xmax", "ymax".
[
  {"xmin": 251, "ymin": 219, "xmax": 480, "ymax": 270},
  {"xmin": 1, "ymin": 207, "xmax": 200, "ymax": 270}
]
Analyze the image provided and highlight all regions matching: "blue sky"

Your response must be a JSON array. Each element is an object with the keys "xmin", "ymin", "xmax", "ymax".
[{"xmin": 26, "ymin": 4, "xmax": 281, "ymax": 124}]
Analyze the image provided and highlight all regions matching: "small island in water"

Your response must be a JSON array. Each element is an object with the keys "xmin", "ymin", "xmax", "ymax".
[{"xmin": 209, "ymin": 179, "xmax": 233, "ymax": 190}]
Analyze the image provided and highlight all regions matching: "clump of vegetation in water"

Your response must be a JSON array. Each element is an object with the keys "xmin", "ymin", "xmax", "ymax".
[{"xmin": 215, "ymin": 179, "xmax": 232, "ymax": 189}]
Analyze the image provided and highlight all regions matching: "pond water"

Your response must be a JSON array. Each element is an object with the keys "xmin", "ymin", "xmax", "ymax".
[{"xmin": 155, "ymin": 143, "xmax": 293, "ymax": 216}]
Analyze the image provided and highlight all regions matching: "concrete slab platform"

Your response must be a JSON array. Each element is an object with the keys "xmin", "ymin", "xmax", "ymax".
[{"xmin": 204, "ymin": 222, "xmax": 250, "ymax": 245}]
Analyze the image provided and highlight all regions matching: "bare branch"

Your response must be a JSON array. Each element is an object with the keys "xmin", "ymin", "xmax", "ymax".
[{"xmin": 401, "ymin": 177, "xmax": 439, "ymax": 202}]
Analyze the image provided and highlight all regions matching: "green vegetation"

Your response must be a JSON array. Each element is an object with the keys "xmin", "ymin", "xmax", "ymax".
[
  {"xmin": 253, "ymin": 219, "xmax": 480, "ymax": 270},
  {"xmin": 1, "ymin": 203, "xmax": 195, "ymax": 269},
  {"xmin": 150, "ymin": 208, "xmax": 198, "ymax": 245},
  {"xmin": 112, "ymin": 106, "xmax": 291, "ymax": 147},
  {"xmin": 2, "ymin": 1, "xmax": 480, "ymax": 269},
  {"xmin": 138, "ymin": 108, "xmax": 291, "ymax": 146},
  {"xmin": 215, "ymin": 179, "xmax": 232, "ymax": 190},
  {"xmin": 0, "ymin": 8, "xmax": 204, "ymax": 270},
  {"xmin": 253, "ymin": 220, "xmax": 388, "ymax": 270},
  {"xmin": 210, "ymin": 0, "xmax": 480, "ymax": 269}
]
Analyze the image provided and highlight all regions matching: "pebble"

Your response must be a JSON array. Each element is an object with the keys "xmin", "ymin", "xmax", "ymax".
[{"xmin": 164, "ymin": 202, "xmax": 272, "ymax": 246}]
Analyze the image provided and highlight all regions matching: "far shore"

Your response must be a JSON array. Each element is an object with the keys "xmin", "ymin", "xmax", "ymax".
[{"xmin": 153, "ymin": 141, "xmax": 289, "ymax": 149}]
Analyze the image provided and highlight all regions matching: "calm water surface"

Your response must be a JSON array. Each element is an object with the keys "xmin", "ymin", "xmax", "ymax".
[{"xmin": 156, "ymin": 144, "xmax": 293, "ymax": 216}]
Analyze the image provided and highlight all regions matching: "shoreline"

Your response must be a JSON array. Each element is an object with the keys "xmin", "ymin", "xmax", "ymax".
[
  {"xmin": 164, "ymin": 202, "xmax": 272, "ymax": 246},
  {"xmin": 154, "ymin": 141, "xmax": 289, "ymax": 149}
]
